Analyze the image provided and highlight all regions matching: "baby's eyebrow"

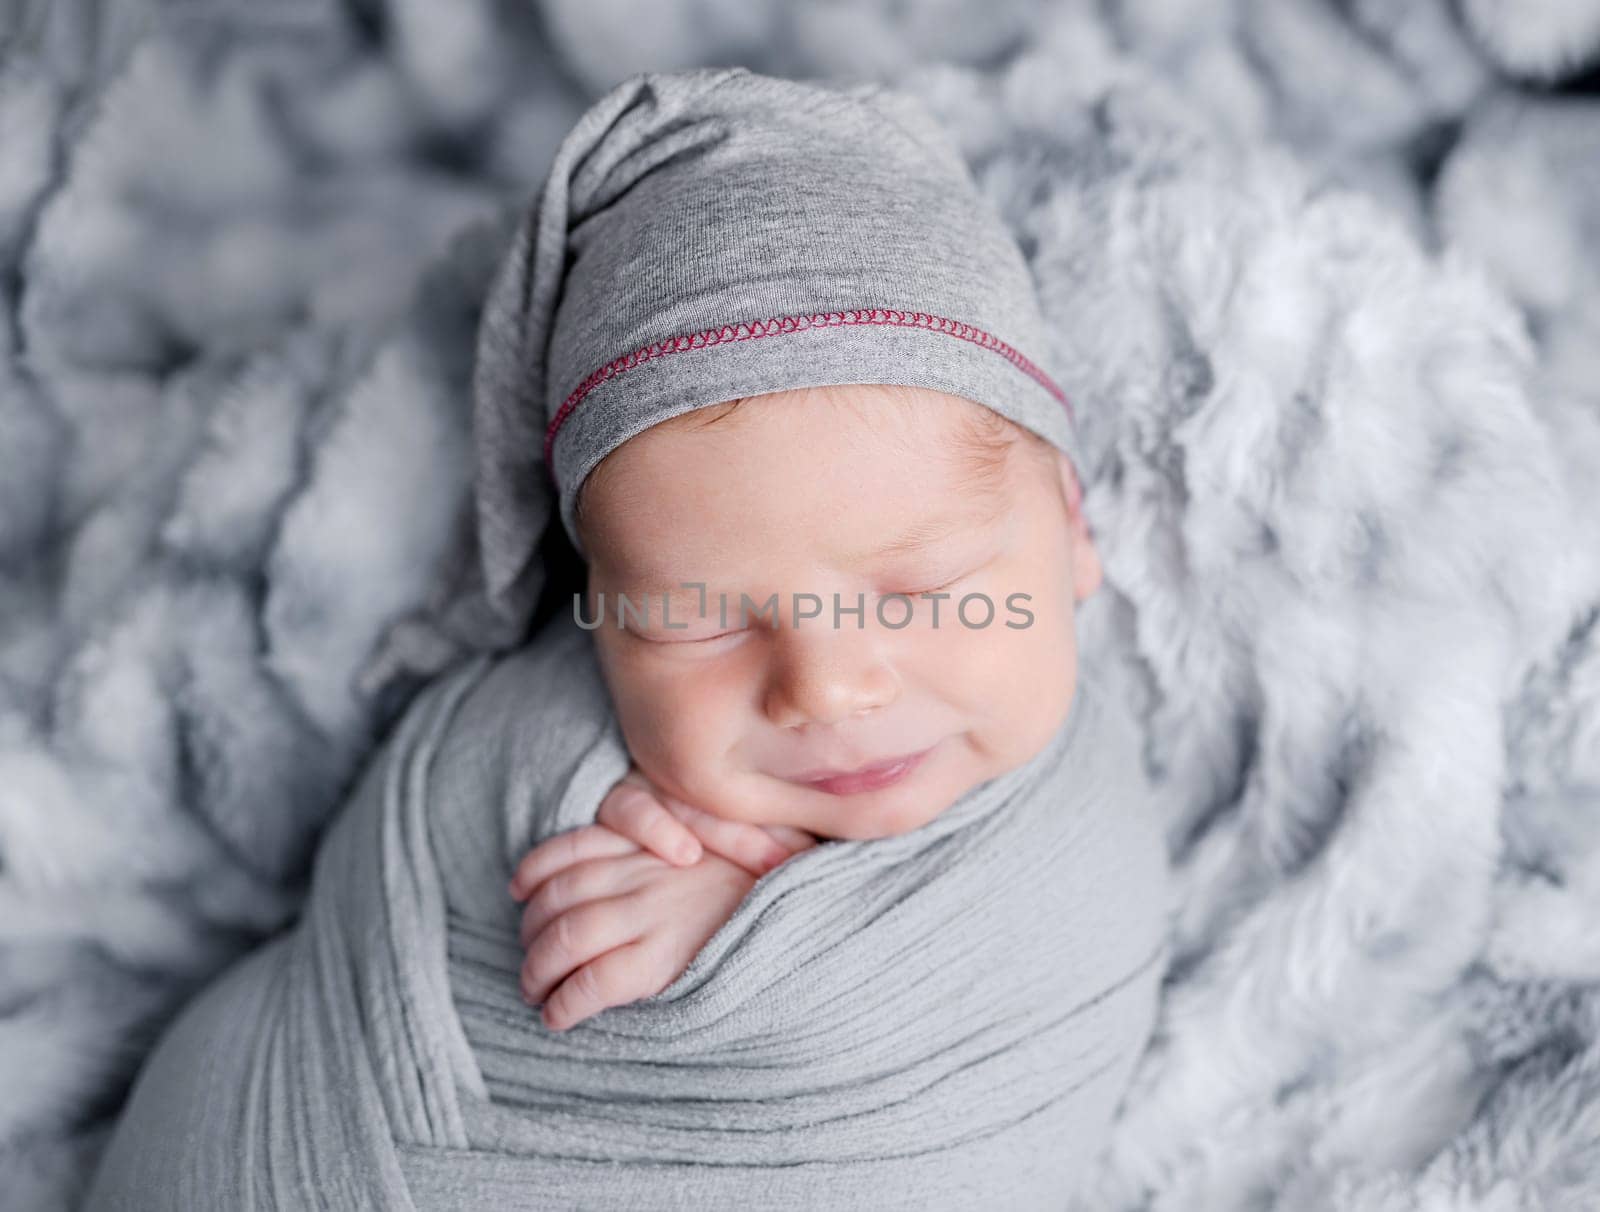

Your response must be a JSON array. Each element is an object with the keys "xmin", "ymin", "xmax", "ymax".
[
  {"xmin": 854, "ymin": 491, "xmax": 1008, "ymax": 563},
  {"xmin": 613, "ymin": 487, "xmax": 1010, "ymax": 602}
]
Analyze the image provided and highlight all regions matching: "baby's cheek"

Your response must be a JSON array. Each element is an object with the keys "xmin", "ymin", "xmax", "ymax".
[
  {"xmin": 624, "ymin": 678, "xmax": 744, "ymax": 799},
  {"xmin": 943, "ymin": 605, "xmax": 1054, "ymax": 694},
  {"xmin": 956, "ymin": 600, "xmax": 1076, "ymax": 757}
]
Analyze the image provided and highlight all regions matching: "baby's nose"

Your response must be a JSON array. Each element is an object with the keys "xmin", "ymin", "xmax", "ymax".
[{"xmin": 761, "ymin": 624, "xmax": 899, "ymax": 729}]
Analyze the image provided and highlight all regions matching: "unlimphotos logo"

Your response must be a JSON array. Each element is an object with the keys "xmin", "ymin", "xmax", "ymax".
[{"xmin": 574, "ymin": 583, "xmax": 1035, "ymax": 631}]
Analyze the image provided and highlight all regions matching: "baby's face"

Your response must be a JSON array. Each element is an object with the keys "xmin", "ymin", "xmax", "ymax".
[{"xmin": 576, "ymin": 384, "xmax": 1102, "ymax": 841}]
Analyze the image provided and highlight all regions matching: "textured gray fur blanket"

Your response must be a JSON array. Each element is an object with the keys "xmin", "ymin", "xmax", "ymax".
[
  {"xmin": 81, "ymin": 616, "xmax": 1169, "ymax": 1209},
  {"xmin": 6, "ymin": 3, "xmax": 1600, "ymax": 1211}
]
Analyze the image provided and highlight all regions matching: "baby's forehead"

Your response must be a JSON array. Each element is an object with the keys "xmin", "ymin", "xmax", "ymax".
[{"xmin": 577, "ymin": 385, "xmax": 1048, "ymax": 549}]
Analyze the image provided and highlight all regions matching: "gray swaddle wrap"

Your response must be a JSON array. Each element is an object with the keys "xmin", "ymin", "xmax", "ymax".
[{"xmin": 83, "ymin": 614, "xmax": 1169, "ymax": 1210}]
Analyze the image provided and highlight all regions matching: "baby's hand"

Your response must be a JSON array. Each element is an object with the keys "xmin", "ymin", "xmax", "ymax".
[
  {"xmin": 505, "ymin": 768, "xmax": 818, "ymax": 1031},
  {"xmin": 508, "ymin": 838, "xmax": 758, "ymax": 1031},
  {"xmin": 588, "ymin": 764, "xmax": 815, "ymax": 879}
]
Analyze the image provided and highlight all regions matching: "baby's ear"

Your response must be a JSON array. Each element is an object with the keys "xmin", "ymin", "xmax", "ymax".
[
  {"xmin": 1055, "ymin": 450, "xmax": 1085, "ymax": 519},
  {"xmin": 1056, "ymin": 451, "xmax": 1103, "ymax": 601}
]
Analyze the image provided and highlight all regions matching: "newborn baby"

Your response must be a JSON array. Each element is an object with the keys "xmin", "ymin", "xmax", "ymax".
[
  {"xmin": 80, "ymin": 65, "xmax": 1171, "ymax": 1210},
  {"xmin": 450, "ymin": 59, "xmax": 1172, "ymax": 1083},
  {"xmin": 508, "ymin": 381, "xmax": 1100, "ymax": 1030}
]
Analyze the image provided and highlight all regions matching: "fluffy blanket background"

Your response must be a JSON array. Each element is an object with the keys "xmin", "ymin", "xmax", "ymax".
[{"xmin": 2, "ymin": 1, "xmax": 1599, "ymax": 1209}]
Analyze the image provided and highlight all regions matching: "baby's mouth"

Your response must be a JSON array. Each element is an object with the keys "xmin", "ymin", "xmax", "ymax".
[{"xmin": 789, "ymin": 747, "xmax": 934, "ymax": 796}]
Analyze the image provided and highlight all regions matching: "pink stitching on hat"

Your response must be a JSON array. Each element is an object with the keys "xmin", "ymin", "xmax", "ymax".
[{"xmin": 543, "ymin": 308, "xmax": 1075, "ymax": 481}]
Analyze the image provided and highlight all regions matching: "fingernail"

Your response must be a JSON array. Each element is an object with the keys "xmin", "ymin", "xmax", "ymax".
[{"xmin": 675, "ymin": 840, "xmax": 701, "ymax": 864}]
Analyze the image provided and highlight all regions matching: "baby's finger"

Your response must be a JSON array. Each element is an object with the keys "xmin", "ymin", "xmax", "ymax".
[
  {"xmin": 660, "ymin": 800, "xmax": 793, "ymax": 877},
  {"xmin": 539, "ymin": 940, "xmax": 652, "ymax": 1032},
  {"xmin": 521, "ymin": 896, "xmax": 639, "ymax": 1007},
  {"xmin": 760, "ymin": 824, "xmax": 821, "ymax": 853},
  {"xmin": 518, "ymin": 852, "xmax": 656, "ymax": 950},
  {"xmin": 508, "ymin": 825, "xmax": 637, "ymax": 902},
  {"xmin": 597, "ymin": 782, "xmax": 702, "ymax": 867}
]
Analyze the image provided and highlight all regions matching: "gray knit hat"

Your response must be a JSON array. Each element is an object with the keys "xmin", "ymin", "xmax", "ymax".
[{"xmin": 472, "ymin": 65, "xmax": 1078, "ymax": 641}]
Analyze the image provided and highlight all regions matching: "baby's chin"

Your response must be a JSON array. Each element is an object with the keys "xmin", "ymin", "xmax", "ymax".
[{"xmin": 807, "ymin": 793, "xmax": 954, "ymax": 841}]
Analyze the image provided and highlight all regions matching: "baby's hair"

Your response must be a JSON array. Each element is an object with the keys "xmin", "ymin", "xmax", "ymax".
[{"xmin": 575, "ymin": 384, "xmax": 1054, "ymax": 538}]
